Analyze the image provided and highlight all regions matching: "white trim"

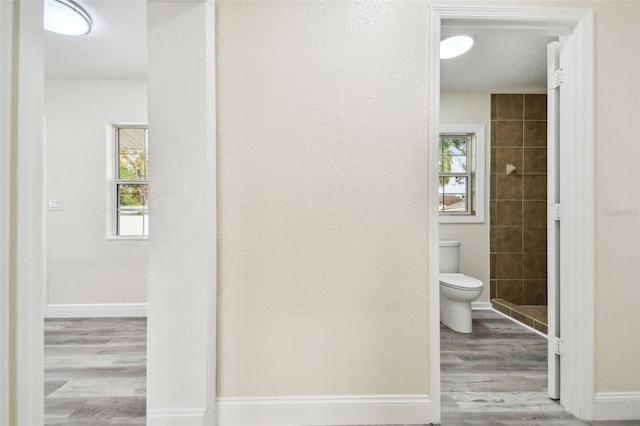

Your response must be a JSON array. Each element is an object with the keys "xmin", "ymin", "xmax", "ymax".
[
  {"xmin": 147, "ymin": 409, "xmax": 206, "ymax": 426},
  {"xmin": 0, "ymin": 1, "xmax": 13, "ymax": 422},
  {"xmin": 427, "ymin": 6, "xmax": 442, "ymax": 425},
  {"xmin": 593, "ymin": 392, "xmax": 640, "ymax": 421},
  {"xmin": 438, "ymin": 123, "xmax": 486, "ymax": 224},
  {"xmin": 45, "ymin": 303, "xmax": 147, "ymax": 318},
  {"xmin": 562, "ymin": 12, "xmax": 595, "ymax": 421},
  {"xmin": 216, "ymin": 395, "xmax": 432, "ymax": 426},
  {"xmin": 429, "ymin": 4, "xmax": 595, "ymax": 421},
  {"xmin": 204, "ymin": 0, "xmax": 218, "ymax": 423},
  {"xmin": 13, "ymin": 1, "xmax": 46, "ymax": 424},
  {"xmin": 471, "ymin": 301, "xmax": 492, "ymax": 311}
]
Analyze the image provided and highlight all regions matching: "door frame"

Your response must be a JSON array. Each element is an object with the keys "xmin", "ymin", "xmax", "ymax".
[
  {"xmin": 0, "ymin": 0, "xmax": 46, "ymax": 424},
  {"xmin": 428, "ymin": 5, "xmax": 595, "ymax": 421}
]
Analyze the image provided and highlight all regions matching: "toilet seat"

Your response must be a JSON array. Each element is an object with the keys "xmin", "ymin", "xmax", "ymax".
[{"xmin": 439, "ymin": 273, "xmax": 483, "ymax": 291}]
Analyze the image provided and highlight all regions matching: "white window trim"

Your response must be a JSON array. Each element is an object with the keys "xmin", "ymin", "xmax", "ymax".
[
  {"xmin": 438, "ymin": 123, "xmax": 486, "ymax": 224},
  {"xmin": 106, "ymin": 122, "xmax": 149, "ymax": 240}
]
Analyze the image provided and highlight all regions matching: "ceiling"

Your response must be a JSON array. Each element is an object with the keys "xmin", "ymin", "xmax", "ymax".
[
  {"xmin": 44, "ymin": 1, "xmax": 556, "ymax": 91},
  {"xmin": 44, "ymin": 0, "xmax": 147, "ymax": 80},
  {"xmin": 440, "ymin": 31, "xmax": 557, "ymax": 92}
]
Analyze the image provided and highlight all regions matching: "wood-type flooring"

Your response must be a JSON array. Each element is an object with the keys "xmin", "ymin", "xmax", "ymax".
[
  {"xmin": 44, "ymin": 312, "xmax": 639, "ymax": 425},
  {"xmin": 440, "ymin": 310, "xmax": 639, "ymax": 426}
]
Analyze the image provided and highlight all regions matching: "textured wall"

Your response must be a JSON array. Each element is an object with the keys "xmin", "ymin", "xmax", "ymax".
[
  {"xmin": 216, "ymin": 0, "xmax": 429, "ymax": 397},
  {"xmin": 147, "ymin": 1, "xmax": 216, "ymax": 418}
]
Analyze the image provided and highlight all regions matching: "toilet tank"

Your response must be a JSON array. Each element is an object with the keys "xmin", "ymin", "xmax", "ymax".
[{"xmin": 439, "ymin": 240, "xmax": 460, "ymax": 273}]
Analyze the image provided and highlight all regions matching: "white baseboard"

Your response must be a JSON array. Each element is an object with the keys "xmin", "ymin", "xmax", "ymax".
[
  {"xmin": 147, "ymin": 409, "xmax": 205, "ymax": 426},
  {"xmin": 594, "ymin": 392, "xmax": 640, "ymax": 421},
  {"xmin": 216, "ymin": 394, "xmax": 433, "ymax": 426},
  {"xmin": 471, "ymin": 301, "xmax": 493, "ymax": 310},
  {"xmin": 45, "ymin": 303, "xmax": 147, "ymax": 318}
]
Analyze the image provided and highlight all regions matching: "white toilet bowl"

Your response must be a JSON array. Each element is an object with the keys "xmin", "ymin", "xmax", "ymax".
[
  {"xmin": 439, "ymin": 240, "xmax": 484, "ymax": 333},
  {"xmin": 439, "ymin": 273, "xmax": 483, "ymax": 333}
]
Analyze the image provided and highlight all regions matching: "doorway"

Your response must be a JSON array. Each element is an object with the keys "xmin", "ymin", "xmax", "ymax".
[{"xmin": 428, "ymin": 5, "xmax": 595, "ymax": 422}]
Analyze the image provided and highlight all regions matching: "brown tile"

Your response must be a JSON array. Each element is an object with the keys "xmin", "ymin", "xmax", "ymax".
[
  {"xmin": 490, "ymin": 147, "xmax": 497, "ymax": 174},
  {"xmin": 523, "ymin": 201, "xmax": 547, "ymax": 227},
  {"xmin": 491, "ymin": 121, "xmax": 497, "ymax": 147},
  {"xmin": 511, "ymin": 311, "xmax": 535, "ymax": 327},
  {"xmin": 496, "ymin": 94, "xmax": 524, "ymax": 120},
  {"xmin": 490, "ymin": 279, "xmax": 497, "ymax": 299},
  {"xmin": 493, "ymin": 298, "xmax": 518, "ymax": 310},
  {"xmin": 523, "ymin": 253, "xmax": 547, "ymax": 279},
  {"xmin": 496, "ymin": 174, "xmax": 522, "ymax": 200},
  {"xmin": 490, "ymin": 174, "xmax": 496, "ymax": 201},
  {"xmin": 490, "ymin": 201, "xmax": 497, "ymax": 225},
  {"xmin": 492, "ymin": 300, "xmax": 511, "ymax": 316},
  {"xmin": 523, "ymin": 147, "xmax": 547, "ymax": 174},
  {"xmin": 496, "ymin": 201, "xmax": 522, "ymax": 226},
  {"xmin": 523, "ymin": 279, "xmax": 547, "ymax": 305},
  {"xmin": 490, "ymin": 254, "xmax": 497, "ymax": 279},
  {"xmin": 491, "ymin": 94, "xmax": 497, "ymax": 120},
  {"xmin": 524, "ymin": 94, "xmax": 547, "ymax": 120},
  {"xmin": 497, "ymin": 279, "xmax": 524, "ymax": 304},
  {"xmin": 495, "ymin": 147, "xmax": 523, "ymax": 174},
  {"xmin": 490, "ymin": 228, "xmax": 497, "ymax": 252},
  {"xmin": 524, "ymin": 120, "xmax": 547, "ymax": 146},
  {"xmin": 496, "ymin": 254, "xmax": 523, "ymax": 279},
  {"xmin": 534, "ymin": 321, "xmax": 548, "ymax": 334},
  {"xmin": 523, "ymin": 175, "xmax": 547, "ymax": 200},
  {"xmin": 523, "ymin": 227, "xmax": 547, "ymax": 253},
  {"xmin": 495, "ymin": 121, "xmax": 523, "ymax": 146},
  {"xmin": 495, "ymin": 226, "xmax": 522, "ymax": 253}
]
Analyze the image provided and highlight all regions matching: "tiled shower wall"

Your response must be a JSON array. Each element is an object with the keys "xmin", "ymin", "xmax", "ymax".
[{"xmin": 490, "ymin": 94, "xmax": 547, "ymax": 306}]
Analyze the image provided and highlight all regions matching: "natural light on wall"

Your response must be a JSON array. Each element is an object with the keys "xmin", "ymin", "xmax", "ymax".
[
  {"xmin": 44, "ymin": 0, "xmax": 92, "ymax": 36},
  {"xmin": 440, "ymin": 35, "xmax": 474, "ymax": 59}
]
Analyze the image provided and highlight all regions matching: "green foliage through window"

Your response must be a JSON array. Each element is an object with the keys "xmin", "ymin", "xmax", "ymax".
[
  {"xmin": 439, "ymin": 134, "xmax": 472, "ymax": 214},
  {"xmin": 114, "ymin": 126, "xmax": 149, "ymax": 236}
]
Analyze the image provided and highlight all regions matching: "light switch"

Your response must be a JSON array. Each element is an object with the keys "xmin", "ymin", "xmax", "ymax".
[{"xmin": 48, "ymin": 198, "xmax": 63, "ymax": 211}]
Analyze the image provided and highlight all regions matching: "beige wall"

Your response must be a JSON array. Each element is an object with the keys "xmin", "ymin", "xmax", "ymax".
[
  {"xmin": 216, "ymin": 0, "xmax": 430, "ymax": 397},
  {"xmin": 439, "ymin": 91, "xmax": 491, "ymax": 303},
  {"xmin": 215, "ymin": 0, "xmax": 640, "ymax": 400},
  {"xmin": 585, "ymin": 0, "xmax": 640, "ymax": 394}
]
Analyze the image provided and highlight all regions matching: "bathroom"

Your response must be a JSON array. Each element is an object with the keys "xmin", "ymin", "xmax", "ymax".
[{"xmin": 438, "ymin": 30, "xmax": 553, "ymax": 334}]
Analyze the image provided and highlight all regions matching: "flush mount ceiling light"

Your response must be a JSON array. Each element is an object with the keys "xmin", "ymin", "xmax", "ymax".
[
  {"xmin": 440, "ymin": 35, "xmax": 474, "ymax": 60},
  {"xmin": 44, "ymin": 0, "xmax": 92, "ymax": 36}
]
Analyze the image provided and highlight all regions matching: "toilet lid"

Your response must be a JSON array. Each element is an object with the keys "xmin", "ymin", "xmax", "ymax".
[{"xmin": 439, "ymin": 273, "xmax": 483, "ymax": 291}]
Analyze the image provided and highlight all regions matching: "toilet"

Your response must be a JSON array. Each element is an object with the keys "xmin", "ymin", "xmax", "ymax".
[{"xmin": 439, "ymin": 240, "xmax": 483, "ymax": 333}]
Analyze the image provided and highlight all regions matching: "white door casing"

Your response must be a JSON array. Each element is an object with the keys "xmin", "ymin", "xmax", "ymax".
[
  {"xmin": 429, "ymin": 5, "xmax": 595, "ymax": 421},
  {"xmin": 547, "ymin": 40, "xmax": 561, "ymax": 400}
]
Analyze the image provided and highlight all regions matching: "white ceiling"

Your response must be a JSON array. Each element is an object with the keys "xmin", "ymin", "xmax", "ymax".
[
  {"xmin": 44, "ymin": 0, "xmax": 147, "ymax": 80},
  {"xmin": 44, "ymin": 2, "xmax": 556, "ymax": 91},
  {"xmin": 440, "ymin": 31, "xmax": 557, "ymax": 92}
]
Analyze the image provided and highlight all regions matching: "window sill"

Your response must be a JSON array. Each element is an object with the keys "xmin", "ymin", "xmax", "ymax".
[
  {"xmin": 106, "ymin": 236, "xmax": 149, "ymax": 241},
  {"xmin": 439, "ymin": 215, "xmax": 485, "ymax": 224}
]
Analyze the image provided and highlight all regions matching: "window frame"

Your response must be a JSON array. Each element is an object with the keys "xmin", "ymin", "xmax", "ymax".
[
  {"xmin": 107, "ymin": 123, "xmax": 149, "ymax": 240},
  {"xmin": 438, "ymin": 124, "xmax": 486, "ymax": 224}
]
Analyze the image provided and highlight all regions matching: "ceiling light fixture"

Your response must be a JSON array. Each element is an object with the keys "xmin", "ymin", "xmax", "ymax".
[
  {"xmin": 440, "ymin": 35, "xmax": 474, "ymax": 60},
  {"xmin": 44, "ymin": 0, "xmax": 92, "ymax": 36}
]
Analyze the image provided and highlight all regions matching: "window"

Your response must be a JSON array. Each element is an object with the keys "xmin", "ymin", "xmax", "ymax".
[
  {"xmin": 438, "ymin": 124, "xmax": 485, "ymax": 223},
  {"xmin": 111, "ymin": 124, "xmax": 148, "ymax": 237}
]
